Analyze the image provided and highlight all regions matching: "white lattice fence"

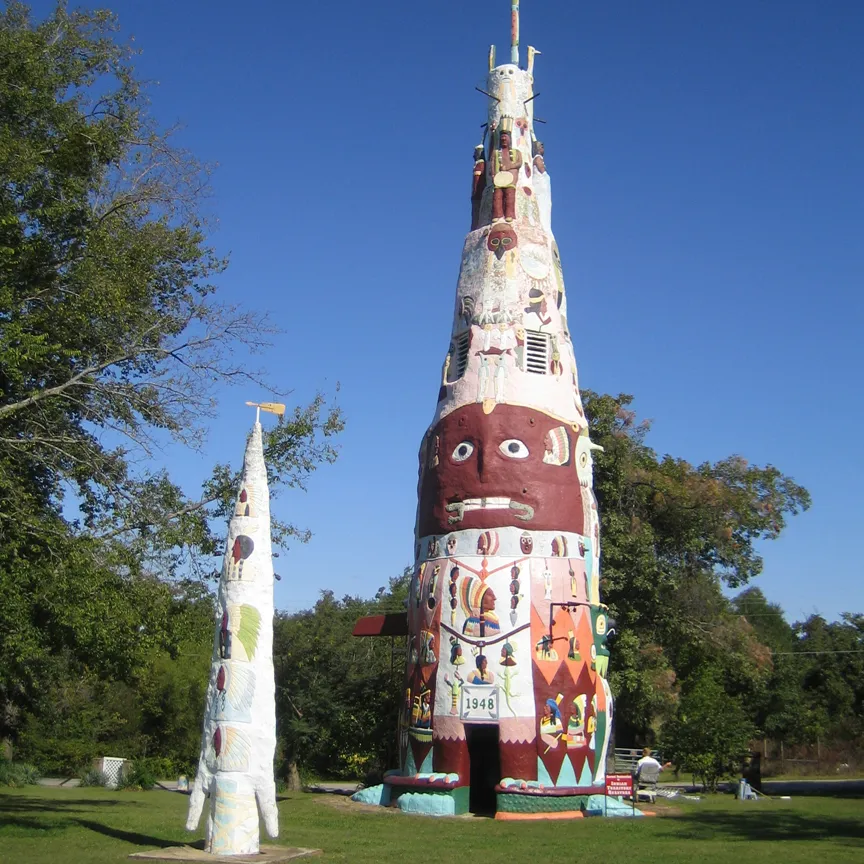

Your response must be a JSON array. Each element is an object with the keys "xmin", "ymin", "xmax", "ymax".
[{"xmin": 96, "ymin": 757, "xmax": 128, "ymax": 789}]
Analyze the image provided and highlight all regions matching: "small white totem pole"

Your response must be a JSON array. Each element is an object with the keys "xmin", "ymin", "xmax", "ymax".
[{"xmin": 186, "ymin": 402, "xmax": 285, "ymax": 855}]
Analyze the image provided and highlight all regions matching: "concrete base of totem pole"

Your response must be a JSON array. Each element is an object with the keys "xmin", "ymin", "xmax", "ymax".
[
  {"xmin": 129, "ymin": 844, "xmax": 321, "ymax": 863},
  {"xmin": 384, "ymin": 777, "xmax": 471, "ymax": 816}
]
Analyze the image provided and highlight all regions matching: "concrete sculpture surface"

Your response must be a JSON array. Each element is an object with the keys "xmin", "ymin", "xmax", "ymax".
[
  {"xmin": 187, "ymin": 416, "xmax": 279, "ymax": 854},
  {"xmin": 391, "ymin": 2, "xmax": 615, "ymax": 819}
]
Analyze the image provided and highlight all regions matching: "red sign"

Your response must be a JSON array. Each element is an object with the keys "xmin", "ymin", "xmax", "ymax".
[{"xmin": 605, "ymin": 773, "xmax": 633, "ymax": 798}]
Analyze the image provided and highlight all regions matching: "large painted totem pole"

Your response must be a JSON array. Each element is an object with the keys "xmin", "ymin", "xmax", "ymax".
[
  {"xmin": 186, "ymin": 410, "xmax": 280, "ymax": 853},
  {"xmin": 398, "ymin": 2, "xmax": 614, "ymax": 819}
]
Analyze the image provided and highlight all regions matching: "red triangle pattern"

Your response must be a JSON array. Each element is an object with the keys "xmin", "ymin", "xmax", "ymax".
[
  {"xmin": 530, "ymin": 606, "xmax": 607, "ymax": 787},
  {"xmin": 532, "ymin": 661, "xmax": 579, "ymax": 785}
]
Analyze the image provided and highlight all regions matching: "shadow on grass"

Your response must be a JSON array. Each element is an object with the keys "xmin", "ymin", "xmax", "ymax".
[
  {"xmin": 0, "ymin": 795, "xmax": 141, "ymax": 834},
  {"xmin": 302, "ymin": 785, "xmax": 355, "ymax": 798},
  {"xmin": 75, "ymin": 819, "xmax": 195, "ymax": 850},
  {"xmin": 762, "ymin": 781, "xmax": 864, "ymax": 798},
  {"xmin": 672, "ymin": 808, "xmax": 864, "ymax": 845},
  {"xmin": 0, "ymin": 795, "xmax": 139, "ymax": 812}
]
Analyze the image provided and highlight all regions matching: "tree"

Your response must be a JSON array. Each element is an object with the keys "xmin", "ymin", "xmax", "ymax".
[
  {"xmin": 661, "ymin": 668, "xmax": 755, "ymax": 791},
  {"xmin": 0, "ymin": 2, "xmax": 343, "ymax": 747},
  {"xmin": 273, "ymin": 570, "xmax": 410, "ymax": 783},
  {"xmin": 583, "ymin": 391, "xmax": 810, "ymax": 744},
  {"xmin": 0, "ymin": 1, "xmax": 343, "ymax": 560},
  {"xmin": 793, "ymin": 613, "xmax": 864, "ymax": 744},
  {"xmin": 731, "ymin": 588, "xmax": 812, "ymax": 744}
]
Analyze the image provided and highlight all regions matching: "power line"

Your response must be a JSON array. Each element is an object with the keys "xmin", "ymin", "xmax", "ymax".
[{"xmin": 771, "ymin": 650, "xmax": 864, "ymax": 656}]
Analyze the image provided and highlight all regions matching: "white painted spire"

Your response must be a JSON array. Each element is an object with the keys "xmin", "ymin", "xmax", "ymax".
[{"xmin": 186, "ymin": 419, "xmax": 279, "ymax": 854}]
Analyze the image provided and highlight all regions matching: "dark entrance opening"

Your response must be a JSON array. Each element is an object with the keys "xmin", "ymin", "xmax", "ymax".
[{"xmin": 466, "ymin": 724, "xmax": 500, "ymax": 816}]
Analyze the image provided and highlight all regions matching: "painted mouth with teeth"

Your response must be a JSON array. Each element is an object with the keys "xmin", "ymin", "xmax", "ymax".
[{"xmin": 446, "ymin": 498, "xmax": 535, "ymax": 524}]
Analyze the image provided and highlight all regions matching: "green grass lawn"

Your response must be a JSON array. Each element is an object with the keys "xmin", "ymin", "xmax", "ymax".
[{"xmin": 1, "ymin": 785, "xmax": 862, "ymax": 864}]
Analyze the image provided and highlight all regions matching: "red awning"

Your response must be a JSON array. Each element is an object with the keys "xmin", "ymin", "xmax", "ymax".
[{"xmin": 352, "ymin": 613, "xmax": 409, "ymax": 637}]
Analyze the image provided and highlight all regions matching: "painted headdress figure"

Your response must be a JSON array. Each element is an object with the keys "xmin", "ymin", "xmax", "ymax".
[{"xmin": 460, "ymin": 577, "xmax": 499, "ymax": 636}]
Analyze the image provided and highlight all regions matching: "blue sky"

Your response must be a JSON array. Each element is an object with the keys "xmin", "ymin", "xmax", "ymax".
[{"xmin": 32, "ymin": 1, "xmax": 864, "ymax": 622}]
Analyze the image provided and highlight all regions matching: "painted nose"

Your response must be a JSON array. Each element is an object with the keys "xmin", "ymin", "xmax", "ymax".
[{"xmin": 476, "ymin": 444, "xmax": 492, "ymax": 483}]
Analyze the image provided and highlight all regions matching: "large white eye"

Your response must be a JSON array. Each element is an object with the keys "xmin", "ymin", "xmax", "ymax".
[
  {"xmin": 452, "ymin": 442, "xmax": 474, "ymax": 462},
  {"xmin": 579, "ymin": 451, "xmax": 589, "ymax": 468},
  {"xmin": 500, "ymin": 439, "xmax": 529, "ymax": 459}
]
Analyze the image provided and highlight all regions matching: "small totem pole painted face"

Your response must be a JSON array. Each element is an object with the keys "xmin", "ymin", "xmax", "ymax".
[
  {"xmin": 520, "ymin": 532, "xmax": 533, "ymax": 554},
  {"xmin": 417, "ymin": 404, "xmax": 585, "ymax": 536},
  {"xmin": 551, "ymin": 535, "xmax": 568, "ymax": 557},
  {"xmin": 487, "ymin": 223, "xmax": 518, "ymax": 259}
]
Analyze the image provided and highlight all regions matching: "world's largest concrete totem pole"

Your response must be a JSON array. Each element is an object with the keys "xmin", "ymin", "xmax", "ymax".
[{"xmin": 398, "ymin": 2, "xmax": 614, "ymax": 819}]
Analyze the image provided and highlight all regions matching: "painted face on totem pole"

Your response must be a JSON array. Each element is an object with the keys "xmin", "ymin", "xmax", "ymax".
[
  {"xmin": 487, "ymin": 223, "xmax": 517, "ymax": 259},
  {"xmin": 480, "ymin": 587, "xmax": 496, "ymax": 613},
  {"xmin": 417, "ymin": 403, "xmax": 584, "ymax": 536},
  {"xmin": 500, "ymin": 132, "xmax": 511, "ymax": 149}
]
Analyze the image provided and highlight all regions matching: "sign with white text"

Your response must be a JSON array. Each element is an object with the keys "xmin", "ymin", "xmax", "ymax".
[{"xmin": 605, "ymin": 773, "xmax": 633, "ymax": 798}]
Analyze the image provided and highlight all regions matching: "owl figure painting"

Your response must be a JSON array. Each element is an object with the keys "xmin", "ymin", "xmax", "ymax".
[{"xmin": 393, "ymin": 2, "xmax": 615, "ymax": 820}]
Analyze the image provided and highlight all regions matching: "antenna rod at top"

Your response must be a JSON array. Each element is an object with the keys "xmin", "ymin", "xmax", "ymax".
[{"xmin": 511, "ymin": 0, "xmax": 520, "ymax": 65}]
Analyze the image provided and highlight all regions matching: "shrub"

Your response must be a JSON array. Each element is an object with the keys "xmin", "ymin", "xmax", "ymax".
[
  {"xmin": 132, "ymin": 756, "xmax": 175, "ymax": 780},
  {"xmin": 117, "ymin": 762, "xmax": 156, "ymax": 791},
  {"xmin": 0, "ymin": 762, "xmax": 40, "ymax": 787},
  {"xmin": 79, "ymin": 769, "xmax": 108, "ymax": 787}
]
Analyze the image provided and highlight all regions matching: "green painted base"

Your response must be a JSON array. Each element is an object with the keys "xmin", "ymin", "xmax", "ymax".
[
  {"xmin": 497, "ymin": 793, "xmax": 590, "ymax": 814},
  {"xmin": 387, "ymin": 784, "xmax": 470, "ymax": 815}
]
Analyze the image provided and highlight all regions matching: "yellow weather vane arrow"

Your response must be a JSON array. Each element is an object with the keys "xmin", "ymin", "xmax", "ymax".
[{"xmin": 245, "ymin": 401, "xmax": 286, "ymax": 422}]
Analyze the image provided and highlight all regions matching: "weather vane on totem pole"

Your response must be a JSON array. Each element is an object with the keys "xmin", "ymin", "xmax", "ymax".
[{"xmin": 245, "ymin": 401, "xmax": 286, "ymax": 424}]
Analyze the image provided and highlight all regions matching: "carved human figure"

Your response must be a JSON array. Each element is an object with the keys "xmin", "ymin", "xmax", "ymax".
[
  {"xmin": 540, "ymin": 698, "xmax": 564, "ymax": 750},
  {"xmin": 461, "ymin": 576, "xmax": 499, "ymax": 637},
  {"xmin": 471, "ymin": 144, "xmax": 487, "ymax": 230},
  {"xmin": 532, "ymin": 140, "xmax": 546, "ymax": 174},
  {"xmin": 492, "ymin": 129, "xmax": 523, "ymax": 223},
  {"xmin": 467, "ymin": 653, "xmax": 496, "ymax": 685},
  {"xmin": 532, "ymin": 139, "xmax": 552, "ymax": 232}
]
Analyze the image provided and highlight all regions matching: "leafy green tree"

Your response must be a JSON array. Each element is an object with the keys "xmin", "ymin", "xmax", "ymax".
[
  {"xmin": 661, "ymin": 668, "xmax": 755, "ymax": 791},
  {"xmin": 0, "ymin": 1, "xmax": 342, "ymax": 564},
  {"xmin": 0, "ymin": 2, "xmax": 343, "ymax": 751},
  {"xmin": 274, "ymin": 570, "xmax": 410, "ymax": 785},
  {"xmin": 584, "ymin": 392, "xmax": 810, "ymax": 743},
  {"xmin": 732, "ymin": 588, "xmax": 812, "ymax": 744},
  {"xmin": 13, "ymin": 577, "xmax": 213, "ymax": 773},
  {"xmin": 793, "ymin": 613, "xmax": 864, "ymax": 743}
]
